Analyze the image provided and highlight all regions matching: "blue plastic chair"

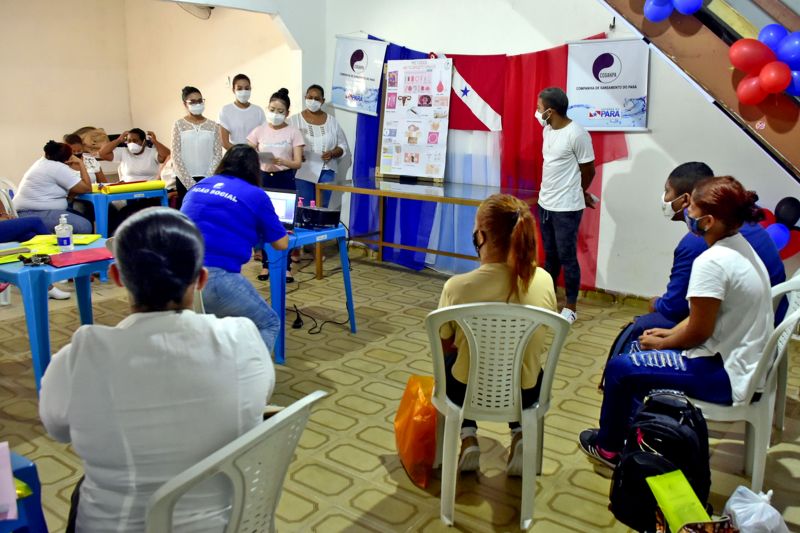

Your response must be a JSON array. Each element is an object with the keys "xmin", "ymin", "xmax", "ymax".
[{"xmin": 0, "ymin": 452, "xmax": 48, "ymax": 532}]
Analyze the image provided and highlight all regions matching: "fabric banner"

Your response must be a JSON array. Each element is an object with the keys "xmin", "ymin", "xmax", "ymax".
[
  {"xmin": 331, "ymin": 36, "xmax": 389, "ymax": 116},
  {"xmin": 445, "ymin": 54, "xmax": 506, "ymax": 132},
  {"xmin": 566, "ymin": 38, "xmax": 650, "ymax": 131}
]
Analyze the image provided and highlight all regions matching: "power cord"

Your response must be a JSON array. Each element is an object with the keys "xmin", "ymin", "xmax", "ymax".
[{"xmin": 291, "ymin": 304, "xmax": 350, "ymax": 335}]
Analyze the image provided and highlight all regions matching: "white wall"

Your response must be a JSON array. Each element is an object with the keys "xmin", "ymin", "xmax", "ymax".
[
  {"xmin": 124, "ymin": 0, "xmax": 300, "ymax": 148},
  {"xmin": 0, "ymin": 0, "xmax": 132, "ymax": 184}
]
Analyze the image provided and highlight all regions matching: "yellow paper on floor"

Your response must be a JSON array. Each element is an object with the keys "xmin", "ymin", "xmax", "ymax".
[
  {"xmin": 20, "ymin": 234, "xmax": 101, "ymax": 247},
  {"xmin": 92, "ymin": 180, "xmax": 166, "ymax": 194},
  {"xmin": 646, "ymin": 470, "xmax": 710, "ymax": 533}
]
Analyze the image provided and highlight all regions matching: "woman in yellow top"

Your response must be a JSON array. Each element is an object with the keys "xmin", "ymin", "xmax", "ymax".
[{"xmin": 438, "ymin": 194, "xmax": 557, "ymax": 476}]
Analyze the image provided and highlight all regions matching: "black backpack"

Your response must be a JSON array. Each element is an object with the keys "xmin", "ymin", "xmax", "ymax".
[{"xmin": 609, "ymin": 390, "xmax": 711, "ymax": 532}]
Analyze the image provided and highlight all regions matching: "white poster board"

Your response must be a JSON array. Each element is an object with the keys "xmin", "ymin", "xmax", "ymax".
[
  {"xmin": 566, "ymin": 38, "xmax": 650, "ymax": 131},
  {"xmin": 379, "ymin": 58, "xmax": 452, "ymax": 179},
  {"xmin": 331, "ymin": 36, "xmax": 388, "ymax": 116}
]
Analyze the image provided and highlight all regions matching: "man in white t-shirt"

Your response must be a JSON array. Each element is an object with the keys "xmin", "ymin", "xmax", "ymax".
[
  {"xmin": 98, "ymin": 128, "xmax": 170, "ymax": 182},
  {"xmin": 535, "ymin": 87, "xmax": 596, "ymax": 322},
  {"xmin": 219, "ymin": 73, "xmax": 267, "ymax": 149}
]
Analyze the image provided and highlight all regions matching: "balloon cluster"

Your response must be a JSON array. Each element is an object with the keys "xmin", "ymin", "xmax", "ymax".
[
  {"xmin": 729, "ymin": 25, "xmax": 800, "ymax": 105},
  {"xmin": 643, "ymin": 0, "xmax": 702, "ymax": 22},
  {"xmin": 761, "ymin": 197, "xmax": 800, "ymax": 259}
]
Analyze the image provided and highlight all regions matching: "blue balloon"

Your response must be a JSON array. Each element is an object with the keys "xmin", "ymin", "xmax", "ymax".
[
  {"xmin": 673, "ymin": 0, "xmax": 703, "ymax": 15},
  {"xmin": 766, "ymin": 223, "xmax": 791, "ymax": 251},
  {"xmin": 759, "ymin": 24, "xmax": 789, "ymax": 53},
  {"xmin": 787, "ymin": 70, "xmax": 800, "ymax": 97},
  {"xmin": 777, "ymin": 31, "xmax": 800, "ymax": 70},
  {"xmin": 644, "ymin": 0, "xmax": 673, "ymax": 22}
]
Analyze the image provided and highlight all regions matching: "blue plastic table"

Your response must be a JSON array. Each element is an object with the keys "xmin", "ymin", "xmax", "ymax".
[
  {"xmin": 0, "ymin": 452, "xmax": 48, "ymax": 533},
  {"xmin": 76, "ymin": 188, "xmax": 168, "ymax": 237},
  {"xmin": 0, "ymin": 240, "xmax": 113, "ymax": 391},
  {"xmin": 264, "ymin": 225, "xmax": 356, "ymax": 364}
]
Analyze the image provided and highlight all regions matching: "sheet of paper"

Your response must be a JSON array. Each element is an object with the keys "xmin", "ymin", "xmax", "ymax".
[
  {"xmin": 646, "ymin": 470, "xmax": 710, "ymax": 533},
  {"xmin": 0, "ymin": 442, "xmax": 17, "ymax": 520},
  {"xmin": 258, "ymin": 151, "xmax": 275, "ymax": 164},
  {"xmin": 296, "ymin": 150, "xmax": 325, "ymax": 183}
]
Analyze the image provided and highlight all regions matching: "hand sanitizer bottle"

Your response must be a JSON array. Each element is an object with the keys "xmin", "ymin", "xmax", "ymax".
[
  {"xmin": 310, "ymin": 200, "xmax": 316, "ymax": 208},
  {"xmin": 55, "ymin": 214, "xmax": 74, "ymax": 252}
]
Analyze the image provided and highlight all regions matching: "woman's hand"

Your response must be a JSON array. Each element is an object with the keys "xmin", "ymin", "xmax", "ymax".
[
  {"xmin": 67, "ymin": 155, "xmax": 84, "ymax": 168},
  {"xmin": 321, "ymin": 150, "xmax": 333, "ymax": 162},
  {"xmin": 274, "ymin": 157, "xmax": 284, "ymax": 167},
  {"xmin": 642, "ymin": 328, "xmax": 671, "ymax": 339},
  {"xmin": 639, "ymin": 334, "xmax": 665, "ymax": 351},
  {"xmin": 147, "ymin": 130, "xmax": 157, "ymax": 142}
]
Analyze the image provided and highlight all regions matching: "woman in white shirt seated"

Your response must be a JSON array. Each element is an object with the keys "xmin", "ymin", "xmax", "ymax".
[
  {"xmin": 579, "ymin": 176, "xmax": 773, "ymax": 468},
  {"xmin": 171, "ymin": 86, "xmax": 223, "ymax": 208},
  {"xmin": 97, "ymin": 127, "xmax": 170, "ymax": 182},
  {"xmin": 40, "ymin": 207, "xmax": 275, "ymax": 533},
  {"xmin": 14, "ymin": 140, "xmax": 93, "ymax": 233},
  {"xmin": 288, "ymin": 84, "xmax": 350, "ymax": 207}
]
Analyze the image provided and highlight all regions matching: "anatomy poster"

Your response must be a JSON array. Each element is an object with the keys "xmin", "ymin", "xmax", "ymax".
[{"xmin": 379, "ymin": 58, "xmax": 452, "ymax": 179}]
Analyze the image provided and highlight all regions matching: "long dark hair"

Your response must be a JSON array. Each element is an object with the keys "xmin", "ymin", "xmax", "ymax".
[
  {"xmin": 214, "ymin": 144, "xmax": 261, "ymax": 186},
  {"xmin": 113, "ymin": 208, "xmax": 205, "ymax": 311}
]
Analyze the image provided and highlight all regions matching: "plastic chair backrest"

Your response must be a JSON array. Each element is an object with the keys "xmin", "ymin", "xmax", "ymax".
[
  {"xmin": 145, "ymin": 390, "xmax": 326, "ymax": 533},
  {"xmin": 739, "ymin": 307, "xmax": 800, "ymax": 404},
  {"xmin": 772, "ymin": 269, "xmax": 800, "ymax": 357},
  {"xmin": 426, "ymin": 303, "xmax": 570, "ymax": 424},
  {"xmin": 0, "ymin": 178, "xmax": 17, "ymax": 218}
]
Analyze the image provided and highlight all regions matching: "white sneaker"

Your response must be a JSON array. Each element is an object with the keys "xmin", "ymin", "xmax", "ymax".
[
  {"xmin": 560, "ymin": 308, "xmax": 577, "ymax": 324},
  {"xmin": 48, "ymin": 286, "xmax": 71, "ymax": 300}
]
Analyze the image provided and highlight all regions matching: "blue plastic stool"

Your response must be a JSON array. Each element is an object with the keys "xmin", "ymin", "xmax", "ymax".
[{"xmin": 0, "ymin": 453, "xmax": 48, "ymax": 533}]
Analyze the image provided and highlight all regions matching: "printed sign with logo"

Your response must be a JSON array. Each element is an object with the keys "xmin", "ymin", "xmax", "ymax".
[
  {"xmin": 332, "ymin": 36, "xmax": 389, "ymax": 116},
  {"xmin": 566, "ymin": 38, "xmax": 650, "ymax": 131}
]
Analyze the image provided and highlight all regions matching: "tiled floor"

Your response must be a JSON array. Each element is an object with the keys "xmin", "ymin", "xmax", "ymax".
[{"xmin": 1, "ymin": 248, "xmax": 798, "ymax": 532}]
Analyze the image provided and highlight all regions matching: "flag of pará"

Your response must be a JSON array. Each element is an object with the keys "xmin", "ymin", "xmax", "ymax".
[{"xmin": 444, "ymin": 53, "xmax": 506, "ymax": 131}]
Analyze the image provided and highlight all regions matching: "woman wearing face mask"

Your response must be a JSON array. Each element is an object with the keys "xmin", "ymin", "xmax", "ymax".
[
  {"xmin": 579, "ymin": 176, "xmax": 773, "ymax": 468},
  {"xmin": 98, "ymin": 128, "xmax": 169, "ymax": 183},
  {"xmin": 437, "ymin": 194, "xmax": 557, "ymax": 475},
  {"xmin": 247, "ymin": 88, "xmax": 304, "ymax": 280},
  {"xmin": 219, "ymin": 73, "xmax": 266, "ymax": 150},
  {"xmin": 171, "ymin": 86, "xmax": 223, "ymax": 209},
  {"xmin": 288, "ymin": 84, "xmax": 350, "ymax": 208}
]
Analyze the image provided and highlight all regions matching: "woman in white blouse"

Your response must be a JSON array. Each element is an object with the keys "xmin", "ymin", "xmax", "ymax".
[
  {"xmin": 40, "ymin": 207, "xmax": 275, "ymax": 533},
  {"xmin": 171, "ymin": 86, "xmax": 223, "ymax": 208},
  {"xmin": 288, "ymin": 84, "xmax": 350, "ymax": 207}
]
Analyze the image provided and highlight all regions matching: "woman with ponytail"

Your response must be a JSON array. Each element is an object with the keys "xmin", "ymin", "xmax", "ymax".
[
  {"xmin": 580, "ymin": 176, "xmax": 773, "ymax": 468},
  {"xmin": 437, "ymin": 194, "xmax": 557, "ymax": 476},
  {"xmin": 40, "ymin": 208, "xmax": 274, "ymax": 532}
]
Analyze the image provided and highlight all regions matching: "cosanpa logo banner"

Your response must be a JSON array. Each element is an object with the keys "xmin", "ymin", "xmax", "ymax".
[
  {"xmin": 332, "ymin": 36, "xmax": 389, "ymax": 116},
  {"xmin": 566, "ymin": 39, "xmax": 650, "ymax": 131}
]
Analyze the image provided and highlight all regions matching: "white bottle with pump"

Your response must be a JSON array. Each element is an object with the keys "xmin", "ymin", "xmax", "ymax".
[{"xmin": 55, "ymin": 214, "xmax": 74, "ymax": 252}]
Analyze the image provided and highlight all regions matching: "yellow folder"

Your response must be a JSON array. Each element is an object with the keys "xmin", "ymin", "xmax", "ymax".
[
  {"xmin": 91, "ymin": 180, "xmax": 166, "ymax": 194},
  {"xmin": 646, "ymin": 470, "xmax": 710, "ymax": 533}
]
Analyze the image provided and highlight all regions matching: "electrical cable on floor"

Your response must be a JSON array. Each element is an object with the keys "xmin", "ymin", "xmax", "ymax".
[{"xmin": 291, "ymin": 303, "xmax": 350, "ymax": 335}]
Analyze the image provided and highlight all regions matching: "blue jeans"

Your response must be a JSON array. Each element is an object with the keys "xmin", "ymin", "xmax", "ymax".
[
  {"xmin": 598, "ymin": 350, "xmax": 732, "ymax": 451},
  {"xmin": 201, "ymin": 267, "xmax": 280, "ymax": 354},
  {"xmin": 295, "ymin": 169, "xmax": 335, "ymax": 208},
  {"xmin": 0, "ymin": 217, "xmax": 49, "ymax": 243},
  {"xmin": 17, "ymin": 209, "xmax": 93, "ymax": 234},
  {"xmin": 538, "ymin": 206, "xmax": 582, "ymax": 304}
]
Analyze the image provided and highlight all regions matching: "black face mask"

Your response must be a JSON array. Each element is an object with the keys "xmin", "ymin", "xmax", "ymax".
[{"xmin": 472, "ymin": 230, "xmax": 484, "ymax": 257}]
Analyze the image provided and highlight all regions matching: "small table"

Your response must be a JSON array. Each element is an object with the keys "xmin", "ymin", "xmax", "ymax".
[
  {"xmin": 0, "ymin": 452, "xmax": 48, "ymax": 533},
  {"xmin": 317, "ymin": 180, "xmax": 537, "ymax": 268},
  {"xmin": 77, "ymin": 188, "xmax": 168, "ymax": 237},
  {"xmin": 264, "ymin": 225, "xmax": 356, "ymax": 364},
  {"xmin": 0, "ymin": 240, "xmax": 113, "ymax": 391}
]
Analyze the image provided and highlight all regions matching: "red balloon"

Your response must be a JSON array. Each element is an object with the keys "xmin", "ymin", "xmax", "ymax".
[
  {"xmin": 760, "ymin": 208, "xmax": 776, "ymax": 228},
  {"xmin": 729, "ymin": 38, "xmax": 777, "ymax": 75},
  {"xmin": 736, "ymin": 75, "xmax": 768, "ymax": 105},
  {"xmin": 779, "ymin": 229, "xmax": 800, "ymax": 260},
  {"xmin": 759, "ymin": 61, "xmax": 792, "ymax": 93}
]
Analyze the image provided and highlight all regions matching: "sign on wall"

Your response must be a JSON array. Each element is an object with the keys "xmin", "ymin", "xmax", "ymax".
[
  {"xmin": 379, "ymin": 57, "xmax": 452, "ymax": 180},
  {"xmin": 331, "ymin": 36, "xmax": 389, "ymax": 116},
  {"xmin": 566, "ymin": 38, "xmax": 650, "ymax": 131}
]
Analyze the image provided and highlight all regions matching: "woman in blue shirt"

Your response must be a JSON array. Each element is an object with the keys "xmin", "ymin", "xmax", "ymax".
[{"xmin": 181, "ymin": 144, "xmax": 289, "ymax": 353}]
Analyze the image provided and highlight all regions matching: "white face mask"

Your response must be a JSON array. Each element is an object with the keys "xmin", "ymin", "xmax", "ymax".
[
  {"xmin": 235, "ymin": 90, "xmax": 251, "ymax": 104},
  {"xmin": 127, "ymin": 143, "xmax": 143, "ymax": 154},
  {"xmin": 535, "ymin": 109, "xmax": 550, "ymax": 127},
  {"xmin": 187, "ymin": 103, "xmax": 205, "ymax": 116},
  {"xmin": 266, "ymin": 111, "xmax": 286, "ymax": 126},
  {"xmin": 660, "ymin": 191, "xmax": 682, "ymax": 219},
  {"xmin": 305, "ymin": 99, "xmax": 322, "ymax": 112}
]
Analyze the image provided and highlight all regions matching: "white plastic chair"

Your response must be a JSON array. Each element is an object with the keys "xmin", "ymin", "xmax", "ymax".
[
  {"xmin": 0, "ymin": 178, "xmax": 18, "ymax": 219},
  {"xmin": 425, "ymin": 303, "xmax": 570, "ymax": 530},
  {"xmin": 144, "ymin": 390, "xmax": 326, "ymax": 533},
  {"xmin": 771, "ymin": 269, "xmax": 800, "ymax": 432},
  {"xmin": 688, "ymin": 307, "xmax": 800, "ymax": 493}
]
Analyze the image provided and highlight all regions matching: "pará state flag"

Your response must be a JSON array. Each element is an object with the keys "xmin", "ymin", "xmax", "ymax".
[{"xmin": 444, "ymin": 53, "xmax": 506, "ymax": 132}]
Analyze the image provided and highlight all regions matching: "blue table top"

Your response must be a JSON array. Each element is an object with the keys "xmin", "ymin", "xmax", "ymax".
[{"xmin": 0, "ymin": 239, "xmax": 111, "ymax": 279}]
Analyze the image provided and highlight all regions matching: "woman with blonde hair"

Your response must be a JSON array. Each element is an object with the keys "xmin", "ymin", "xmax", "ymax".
[{"xmin": 437, "ymin": 194, "xmax": 557, "ymax": 476}]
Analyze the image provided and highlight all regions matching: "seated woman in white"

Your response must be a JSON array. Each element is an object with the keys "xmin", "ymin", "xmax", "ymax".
[
  {"xmin": 39, "ymin": 207, "xmax": 275, "ymax": 533},
  {"xmin": 98, "ymin": 127, "xmax": 170, "ymax": 182}
]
